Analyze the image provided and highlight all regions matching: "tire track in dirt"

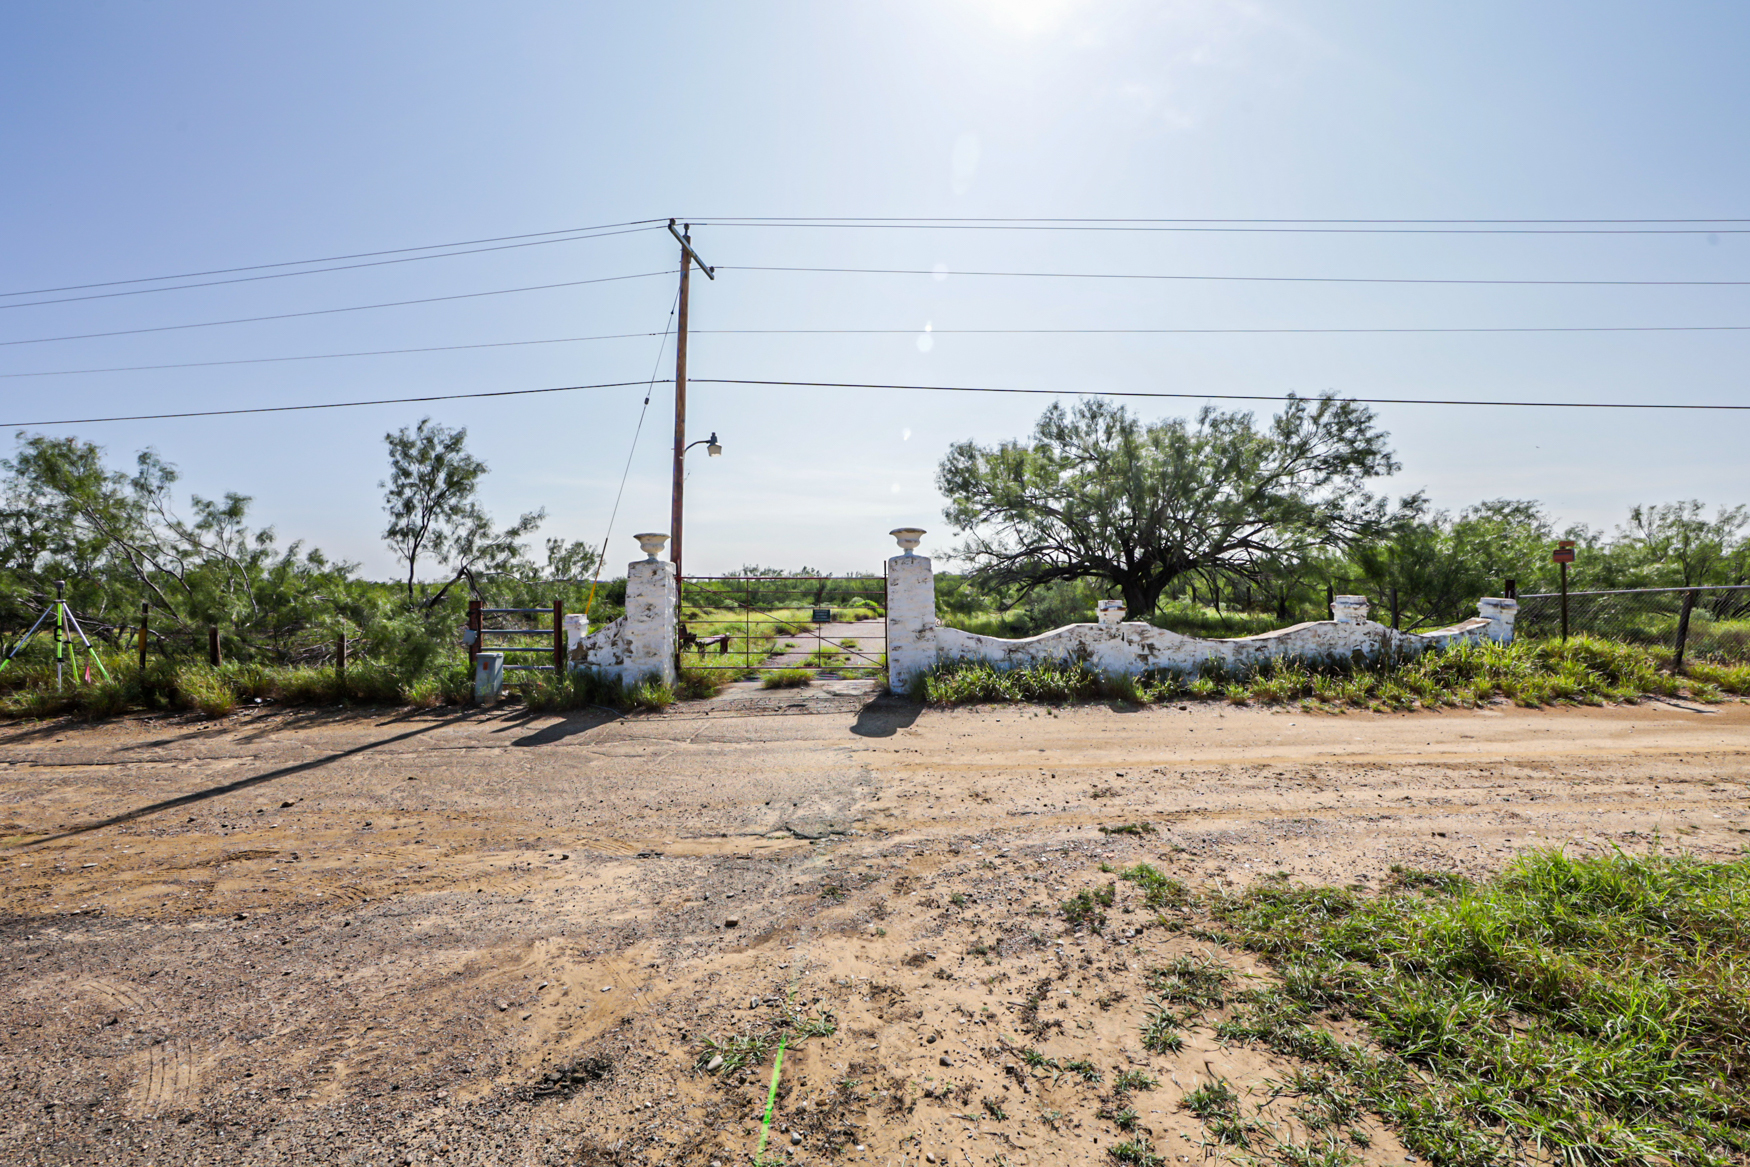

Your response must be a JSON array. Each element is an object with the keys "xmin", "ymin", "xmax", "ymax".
[{"xmin": 79, "ymin": 977, "xmax": 200, "ymax": 1117}]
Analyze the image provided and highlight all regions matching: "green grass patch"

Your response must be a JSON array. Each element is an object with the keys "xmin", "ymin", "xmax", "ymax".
[
  {"xmin": 1204, "ymin": 849, "xmax": 1750, "ymax": 1166},
  {"xmin": 760, "ymin": 668, "xmax": 812, "ymax": 689}
]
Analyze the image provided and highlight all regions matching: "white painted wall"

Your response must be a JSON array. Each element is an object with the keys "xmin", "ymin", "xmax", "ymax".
[
  {"xmin": 563, "ymin": 557, "xmax": 678, "ymax": 687},
  {"xmin": 884, "ymin": 552, "xmax": 1517, "ymax": 692}
]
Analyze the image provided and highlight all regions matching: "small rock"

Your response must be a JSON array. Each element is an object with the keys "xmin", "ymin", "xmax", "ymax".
[
  {"xmin": 520, "ymin": 1012, "xmax": 531, "ymax": 1021},
  {"xmin": 749, "ymin": 997, "xmax": 760, "ymax": 1010},
  {"xmin": 706, "ymin": 1054, "xmax": 724, "ymax": 1072},
  {"xmin": 938, "ymin": 1055, "xmax": 951, "ymax": 1067},
  {"xmin": 601, "ymin": 985, "xmax": 612, "ymax": 992},
  {"xmin": 724, "ymin": 916, "xmax": 740, "ymax": 928},
  {"xmin": 790, "ymin": 1132, "xmax": 802, "ymax": 1146},
  {"xmin": 495, "ymin": 1000, "xmax": 509, "ymax": 1012},
  {"xmin": 926, "ymin": 1034, "xmax": 937, "ymax": 1044},
  {"xmin": 926, "ymin": 1154, "xmax": 938, "ymax": 1164}
]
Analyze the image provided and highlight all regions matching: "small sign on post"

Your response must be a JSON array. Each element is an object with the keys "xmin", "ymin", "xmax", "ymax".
[
  {"xmin": 1552, "ymin": 541, "xmax": 1577, "ymax": 641},
  {"xmin": 812, "ymin": 607, "xmax": 832, "ymax": 624}
]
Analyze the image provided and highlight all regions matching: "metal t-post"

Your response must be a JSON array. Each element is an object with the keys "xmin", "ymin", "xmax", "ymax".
[
  {"xmin": 1673, "ymin": 589, "xmax": 1698, "ymax": 672},
  {"xmin": 1560, "ymin": 561, "xmax": 1569, "ymax": 642},
  {"xmin": 54, "ymin": 580, "xmax": 65, "ymax": 691}
]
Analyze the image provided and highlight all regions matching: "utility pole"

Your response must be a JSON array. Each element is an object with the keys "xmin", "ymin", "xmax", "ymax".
[{"xmin": 667, "ymin": 219, "xmax": 715, "ymax": 581}]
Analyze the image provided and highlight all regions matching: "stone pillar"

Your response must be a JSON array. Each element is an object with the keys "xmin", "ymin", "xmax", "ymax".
[
  {"xmin": 886, "ymin": 544, "xmax": 937, "ymax": 694},
  {"xmin": 622, "ymin": 558, "xmax": 678, "ymax": 687},
  {"xmin": 1477, "ymin": 597, "xmax": 1518, "ymax": 643},
  {"xmin": 1331, "ymin": 595, "xmax": 1370, "ymax": 625}
]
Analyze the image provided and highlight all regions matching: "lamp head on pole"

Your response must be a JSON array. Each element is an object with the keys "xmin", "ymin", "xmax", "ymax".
[{"xmin": 706, "ymin": 432, "xmax": 722, "ymax": 457}]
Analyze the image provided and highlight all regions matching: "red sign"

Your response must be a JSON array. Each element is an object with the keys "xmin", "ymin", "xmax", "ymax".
[{"xmin": 1553, "ymin": 541, "xmax": 1576, "ymax": 564}]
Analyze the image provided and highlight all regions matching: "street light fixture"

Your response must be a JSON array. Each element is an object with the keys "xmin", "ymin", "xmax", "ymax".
[{"xmin": 685, "ymin": 432, "xmax": 722, "ymax": 458}]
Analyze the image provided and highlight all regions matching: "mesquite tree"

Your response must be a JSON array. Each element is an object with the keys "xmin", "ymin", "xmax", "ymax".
[{"xmin": 936, "ymin": 395, "xmax": 1399, "ymax": 618}]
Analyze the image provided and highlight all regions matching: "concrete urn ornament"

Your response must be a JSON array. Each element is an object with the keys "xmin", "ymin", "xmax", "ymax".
[
  {"xmin": 633, "ymin": 532, "xmax": 670, "ymax": 562},
  {"xmin": 889, "ymin": 528, "xmax": 926, "ymax": 556},
  {"xmin": 1096, "ymin": 600, "xmax": 1126, "ymax": 626}
]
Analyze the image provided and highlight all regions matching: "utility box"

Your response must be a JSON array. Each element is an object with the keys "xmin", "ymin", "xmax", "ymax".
[{"xmin": 474, "ymin": 652, "xmax": 505, "ymax": 703}]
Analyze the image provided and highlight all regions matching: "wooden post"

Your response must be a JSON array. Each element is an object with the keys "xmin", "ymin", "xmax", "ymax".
[
  {"xmin": 1672, "ymin": 589, "xmax": 1698, "ymax": 672},
  {"xmin": 139, "ymin": 601, "xmax": 149, "ymax": 670},
  {"xmin": 336, "ymin": 632, "xmax": 347, "ymax": 685},
  {"xmin": 1504, "ymin": 578, "xmax": 1517, "ymax": 599},
  {"xmin": 208, "ymin": 626, "xmax": 221, "ymax": 666},
  {"xmin": 552, "ymin": 599, "xmax": 565, "ymax": 675},
  {"xmin": 467, "ymin": 599, "xmax": 482, "ymax": 674},
  {"xmin": 1559, "ymin": 561, "xmax": 1569, "ymax": 642},
  {"xmin": 1390, "ymin": 587, "xmax": 1401, "ymax": 630},
  {"xmin": 1325, "ymin": 582, "xmax": 1334, "ymax": 617},
  {"xmin": 671, "ymin": 231, "xmax": 693, "ymax": 582}
]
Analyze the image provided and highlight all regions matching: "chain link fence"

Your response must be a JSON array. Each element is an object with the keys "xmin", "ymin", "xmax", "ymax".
[{"xmin": 1516, "ymin": 585, "xmax": 1750, "ymax": 665}]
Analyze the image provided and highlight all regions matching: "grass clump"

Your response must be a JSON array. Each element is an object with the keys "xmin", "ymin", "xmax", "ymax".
[
  {"xmin": 1099, "ymin": 822, "xmax": 1156, "ymax": 837},
  {"xmin": 1120, "ymin": 863, "xmax": 1189, "ymax": 910},
  {"xmin": 521, "ymin": 668, "xmax": 674, "ymax": 713},
  {"xmin": 1209, "ymin": 849, "xmax": 1750, "ymax": 1166},
  {"xmin": 760, "ymin": 668, "xmax": 813, "ymax": 689},
  {"xmin": 1061, "ymin": 882, "xmax": 1116, "ymax": 931}
]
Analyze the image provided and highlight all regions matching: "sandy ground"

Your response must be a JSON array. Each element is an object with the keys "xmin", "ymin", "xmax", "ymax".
[{"xmin": 1, "ymin": 690, "xmax": 1746, "ymax": 1166}]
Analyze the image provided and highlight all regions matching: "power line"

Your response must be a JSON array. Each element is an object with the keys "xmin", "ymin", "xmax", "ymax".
[
  {"xmin": 696, "ymin": 216, "xmax": 1750, "ymax": 235},
  {"xmin": 7, "ymin": 378, "xmax": 1748, "ymax": 430},
  {"xmin": 0, "ymin": 333, "xmax": 661, "ymax": 378},
  {"xmin": 0, "ymin": 225, "xmax": 664, "ymax": 312},
  {"xmin": 0, "ymin": 218, "xmax": 669, "ymax": 300},
  {"xmin": 0, "ymin": 381, "xmax": 657, "ymax": 428},
  {"xmin": 14, "ymin": 319, "xmax": 1750, "ymax": 380},
  {"xmin": 694, "ymin": 378, "xmax": 1750, "ymax": 411},
  {"xmin": 726, "ymin": 264, "xmax": 1750, "ymax": 288},
  {"xmin": 0, "ymin": 272, "xmax": 667, "ymax": 348}
]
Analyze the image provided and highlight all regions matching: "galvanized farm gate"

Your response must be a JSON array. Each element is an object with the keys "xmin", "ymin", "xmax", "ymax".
[{"xmin": 677, "ymin": 573, "xmax": 886, "ymax": 680}]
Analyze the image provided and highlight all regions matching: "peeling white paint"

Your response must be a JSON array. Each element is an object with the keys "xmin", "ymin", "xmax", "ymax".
[
  {"xmin": 884, "ymin": 553, "xmax": 1517, "ymax": 691},
  {"xmin": 564, "ymin": 558, "xmax": 678, "ymax": 686}
]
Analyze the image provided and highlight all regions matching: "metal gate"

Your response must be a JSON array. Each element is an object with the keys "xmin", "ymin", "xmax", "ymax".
[
  {"xmin": 466, "ymin": 599, "xmax": 567, "ymax": 675},
  {"xmin": 678, "ymin": 573, "xmax": 886, "ymax": 680}
]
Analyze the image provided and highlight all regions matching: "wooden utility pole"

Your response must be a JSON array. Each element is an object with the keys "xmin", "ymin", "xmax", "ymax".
[{"xmin": 667, "ymin": 220, "xmax": 714, "ymax": 581}]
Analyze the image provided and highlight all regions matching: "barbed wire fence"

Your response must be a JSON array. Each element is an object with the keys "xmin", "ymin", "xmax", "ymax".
[{"xmin": 1516, "ymin": 585, "xmax": 1750, "ymax": 667}]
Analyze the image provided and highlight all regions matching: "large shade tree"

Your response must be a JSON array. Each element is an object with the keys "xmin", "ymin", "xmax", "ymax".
[{"xmin": 936, "ymin": 395, "xmax": 1399, "ymax": 617}]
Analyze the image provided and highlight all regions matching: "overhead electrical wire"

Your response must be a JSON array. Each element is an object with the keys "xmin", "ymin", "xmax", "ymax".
[
  {"xmin": 0, "ymin": 218, "xmax": 668, "ymax": 300},
  {"xmin": 0, "ymin": 224, "xmax": 665, "ymax": 311},
  {"xmin": 694, "ymin": 379, "xmax": 1750, "ymax": 411},
  {"xmin": 0, "ymin": 381, "xmax": 657, "ymax": 428},
  {"xmin": 7, "ymin": 379, "xmax": 1748, "ymax": 429},
  {"xmin": 725, "ymin": 264, "xmax": 1750, "ymax": 287},
  {"xmin": 693, "ymin": 216, "xmax": 1750, "ymax": 235},
  {"xmin": 10, "ymin": 319, "xmax": 1750, "ymax": 379},
  {"xmin": 0, "ymin": 271, "xmax": 667, "ymax": 348}
]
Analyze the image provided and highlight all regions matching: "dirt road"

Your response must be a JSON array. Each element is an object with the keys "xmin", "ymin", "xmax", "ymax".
[{"xmin": 2, "ymin": 695, "xmax": 1745, "ymax": 1165}]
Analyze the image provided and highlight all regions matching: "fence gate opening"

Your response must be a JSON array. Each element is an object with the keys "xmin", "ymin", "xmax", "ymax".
[
  {"xmin": 467, "ymin": 599, "xmax": 567, "ymax": 676},
  {"xmin": 678, "ymin": 573, "xmax": 886, "ymax": 681}
]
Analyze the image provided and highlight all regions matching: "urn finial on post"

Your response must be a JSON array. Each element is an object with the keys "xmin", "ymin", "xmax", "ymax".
[
  {"xmin": 633, "ymin": 532, "xmax": 670, "ymax": 562},
  {"xmin": 889, "ymin": 528, "xmax": 926, "ymax": 556}
]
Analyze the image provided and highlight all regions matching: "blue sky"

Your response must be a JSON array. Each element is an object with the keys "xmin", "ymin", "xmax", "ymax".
[{"xmin": 2, "ymin": 1, "xmax": 1746, "ymax": 577}]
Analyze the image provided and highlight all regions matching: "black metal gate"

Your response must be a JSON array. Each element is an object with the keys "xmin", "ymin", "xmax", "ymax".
[{"xmin": 678, "ymin": 573, "xmax": 886, "ymax": 680}]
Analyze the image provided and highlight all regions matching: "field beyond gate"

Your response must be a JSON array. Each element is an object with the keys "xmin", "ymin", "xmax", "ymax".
[{"xmin": 678, "ymin": 573, "xmax": 886, "ymax": 682}]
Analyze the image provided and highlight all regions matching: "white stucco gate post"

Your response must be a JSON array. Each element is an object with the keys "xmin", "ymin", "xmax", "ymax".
[
  {"xmin": 562, "ymin": 533, "xmax": 679, "ymax": 688},
  {"xmin": 885, "ymin": 527, "xmax": 936, "ymax": 693}
]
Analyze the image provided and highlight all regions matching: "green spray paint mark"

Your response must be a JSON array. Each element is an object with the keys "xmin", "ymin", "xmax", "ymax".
[{"xmin": 753, "ymin": 961, "xmax": 807, "ymax": 1163}]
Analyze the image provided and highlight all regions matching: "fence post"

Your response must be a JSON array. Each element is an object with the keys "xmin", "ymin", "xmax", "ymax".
[
  {"xmin": 1503, "ymin": 578, "xmax": 1516, "ymax": 599},
  {"xmin": 1560, "ymin": 561, "xmax": 1570, "ymax": 642},
  {"xmin": 552, "ymin": 599, "xmax": 565, "ymax": 674},
  {"xmin": 138, "ymin": 601, "xmax": 149, "ymax": 670},
  {"xmin": 336, "ymin": 632, "xmax": 347, "ymax": 686},
  {"xmin": 1672, "ymin": 589, "xmax": 1698, "ymax": 672},
  {"xmin": 208, "ymin": 626, "xmax": 221, "ymax": 667},
  {"xmin": 467, "ymin": 599, "xmax": 481, "ymax": 677},
  {"xmin": 1390, "ymin": 587, "xmax": 1401, "ymax": 630}
]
